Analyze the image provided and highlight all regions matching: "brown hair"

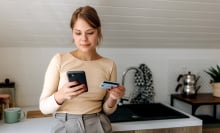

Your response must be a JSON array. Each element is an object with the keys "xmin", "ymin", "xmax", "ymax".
[{"xmin": 70, "ymin": 6, "xmax": 102, "ymax": 45}]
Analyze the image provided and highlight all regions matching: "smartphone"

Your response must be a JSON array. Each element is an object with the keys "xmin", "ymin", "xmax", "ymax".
[
  {"xmin": 99, "ymin": 81, "xmax": 119, "ymax": 89},
  {"xmin": 67, "ymin": 71, "xmax": 88, "ymax": 92}
]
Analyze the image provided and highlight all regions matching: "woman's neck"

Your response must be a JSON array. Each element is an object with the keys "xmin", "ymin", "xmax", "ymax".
[{"xmin": 71, "ymin": 50, "xmax": 101, "ymax": 61}]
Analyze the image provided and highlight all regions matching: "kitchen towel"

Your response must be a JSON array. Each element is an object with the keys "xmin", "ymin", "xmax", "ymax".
[{"xmin": 130, "ymin": 64, "xmax": 155, "ymax": 104}]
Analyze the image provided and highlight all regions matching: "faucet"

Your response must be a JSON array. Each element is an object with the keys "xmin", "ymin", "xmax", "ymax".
[{"xmin": 119, "ymin": 67, "xmax": 144, "ymax": 105}]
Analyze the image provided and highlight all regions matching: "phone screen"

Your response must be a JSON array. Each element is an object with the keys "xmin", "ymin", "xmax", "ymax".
[{"xmin": 67, "ymin": 71, "xmax": 88, "ymax": 91}]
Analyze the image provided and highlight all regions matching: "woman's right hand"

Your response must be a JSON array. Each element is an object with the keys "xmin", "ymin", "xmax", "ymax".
[{"xmin": 54, "ymin": 81, "xmax": 87, "ymax": 105}]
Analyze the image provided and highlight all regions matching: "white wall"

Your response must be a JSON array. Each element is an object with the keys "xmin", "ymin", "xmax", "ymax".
[
  {"xmin": 1, "ymin": 0, "xmax": 220, "ymax": 48},
  {"xmin": 0, "ymin": 47, "xmax": 219, "ymax": 117}
]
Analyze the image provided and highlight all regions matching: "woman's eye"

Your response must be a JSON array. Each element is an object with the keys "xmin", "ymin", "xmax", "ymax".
[
  {"xmin": 75, "ymin": 32, "xmax": 81, "ymax": 35},
  {"xmin": 87, "ymin": 32, "xmax": 94, "ymax": 35}
]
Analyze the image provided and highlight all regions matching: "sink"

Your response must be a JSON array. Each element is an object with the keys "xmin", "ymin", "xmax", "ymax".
[{"xmin": 108, "ymin": 103, "xmax": 189, "ymax": 123}]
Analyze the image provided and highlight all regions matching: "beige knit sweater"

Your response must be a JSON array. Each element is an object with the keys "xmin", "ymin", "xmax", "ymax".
[{"xmin": 39, "ymin": 52, "xmax": 117, "ymax": 115}]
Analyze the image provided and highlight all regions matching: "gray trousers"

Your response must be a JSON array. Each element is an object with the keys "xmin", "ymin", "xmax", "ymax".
[{"xmin": 52, "ymin": 113, "xmax": 112, "ymax": 133}]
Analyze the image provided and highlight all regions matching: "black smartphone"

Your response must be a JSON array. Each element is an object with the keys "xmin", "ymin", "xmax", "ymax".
[{"xmin": 67, "ymin": 71, "xmax": 88, "ymax": 92}]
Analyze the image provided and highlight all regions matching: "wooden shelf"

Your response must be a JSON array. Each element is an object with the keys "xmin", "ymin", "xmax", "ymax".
[
  {"xmin": 170, "ymin": 93, "xmax": 220, "ymax": 132},
  {"xmin": 171, "ymin": 93, "xmax": 220, "ymax": 119}
]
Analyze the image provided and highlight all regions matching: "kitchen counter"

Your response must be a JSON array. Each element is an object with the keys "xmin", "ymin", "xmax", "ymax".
[{"xmin": 0, "ymin": 106, "xmax": 202, "ymax": 133}]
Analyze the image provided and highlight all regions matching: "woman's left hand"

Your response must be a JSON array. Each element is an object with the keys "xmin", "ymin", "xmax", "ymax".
[{"xmin": 108, "ymin": 85, "xmax": 125, "ymax": 100}]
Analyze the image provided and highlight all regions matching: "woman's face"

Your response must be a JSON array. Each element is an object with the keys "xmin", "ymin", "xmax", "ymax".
[{"xmin": 72, "ymin": 18, "xmax": 99, "ymax": 52}]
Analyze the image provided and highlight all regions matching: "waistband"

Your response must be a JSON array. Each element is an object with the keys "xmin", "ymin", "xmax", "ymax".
[{"xmin": 55, "ymin": 113, "xmax": 101, "ymax": 121}]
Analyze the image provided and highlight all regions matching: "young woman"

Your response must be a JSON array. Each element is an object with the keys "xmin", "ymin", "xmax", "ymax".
[{"xmin": 39, "ymin": 6, "xmax": 125, "ymax": 133}]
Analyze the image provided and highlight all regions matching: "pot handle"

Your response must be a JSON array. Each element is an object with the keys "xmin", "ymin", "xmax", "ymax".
[
  {"xmin": 177, "ymin": 75, "xmax": 183, "ymax": 82},
  {"xmin": 195, "ymin": 76, "xmax": 200, "ymax": 84},
  {"xmin": 195, "ymin": 85, "xmax": 201, "ymax": 94},
  {"xmin": 175, "ymin": 84, "xmax": 182, "ymax": 92}
]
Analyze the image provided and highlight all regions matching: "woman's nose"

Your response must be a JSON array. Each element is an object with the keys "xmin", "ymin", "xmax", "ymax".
[{"xmin": 81, "ymin": 33, "xmax": 88, "ymax": 41}]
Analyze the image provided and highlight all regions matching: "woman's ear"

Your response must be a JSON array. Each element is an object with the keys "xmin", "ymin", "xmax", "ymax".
[
  {"xmin": 71, "ymin": 29, "xmax": 75, "ymax": 43},
  {"xmin": 99, "ymin": 27, "xmax": 102, "ymax": 35},
  {"xmin": 97, "ymin": 27, "xmax": 102, "ymax": 46}
]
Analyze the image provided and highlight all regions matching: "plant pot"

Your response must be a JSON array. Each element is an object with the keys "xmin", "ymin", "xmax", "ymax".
[{"xmin": 211, "ymin": 83, "xmax": 220, "ymax": 97}]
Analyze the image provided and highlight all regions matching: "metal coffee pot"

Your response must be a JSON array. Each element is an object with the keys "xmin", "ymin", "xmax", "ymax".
[{"xmin": 175, "ymin": 71, "xmax": 200, "ymax": 97}]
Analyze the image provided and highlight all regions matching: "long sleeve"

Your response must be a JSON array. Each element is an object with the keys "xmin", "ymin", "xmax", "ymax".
[
  {"xmin": 39, "ymin": 54, "xmax": 61, "ymax": 114},
  {"xmin": 102, "ymin": 62, "xmax": 118, "ymax": 115}
]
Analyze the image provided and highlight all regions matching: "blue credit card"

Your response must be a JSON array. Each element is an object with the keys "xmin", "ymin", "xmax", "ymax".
[{"xmin": 99, "ymin": 81, "xmax": 119, "ymax": 89}]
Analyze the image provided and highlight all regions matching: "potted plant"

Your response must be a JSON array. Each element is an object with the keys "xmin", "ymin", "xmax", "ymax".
[{"xmin": 205, "ymin": 65, "xmax": 220, "ymax": 97}]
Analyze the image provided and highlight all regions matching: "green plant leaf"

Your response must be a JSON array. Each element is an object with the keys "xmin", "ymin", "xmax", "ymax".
[
  {"xmin": 205, "ymin": 71, "xmax": 216, "ymax": 81},
  {"xmin": 217, "ymin": 65, "xmax": 220, "ymax": 74},
  {"xmin": 205, "ymin": 65, "xmax": 220, "ymax": 83}
]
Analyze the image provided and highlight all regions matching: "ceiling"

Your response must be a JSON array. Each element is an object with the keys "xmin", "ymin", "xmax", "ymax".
[{"xmin": 1, "ymin": 0, "xmax": 220, "ymax": 48}]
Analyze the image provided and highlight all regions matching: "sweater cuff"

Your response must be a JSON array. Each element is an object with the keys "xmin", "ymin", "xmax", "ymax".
[
  {"xmin": 103, "ymin": 101, "xmax": 118, "ymax": 115},
  {"xmin": 39, "ymin": 94, "xmax": 60, "ymax": 115}
]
